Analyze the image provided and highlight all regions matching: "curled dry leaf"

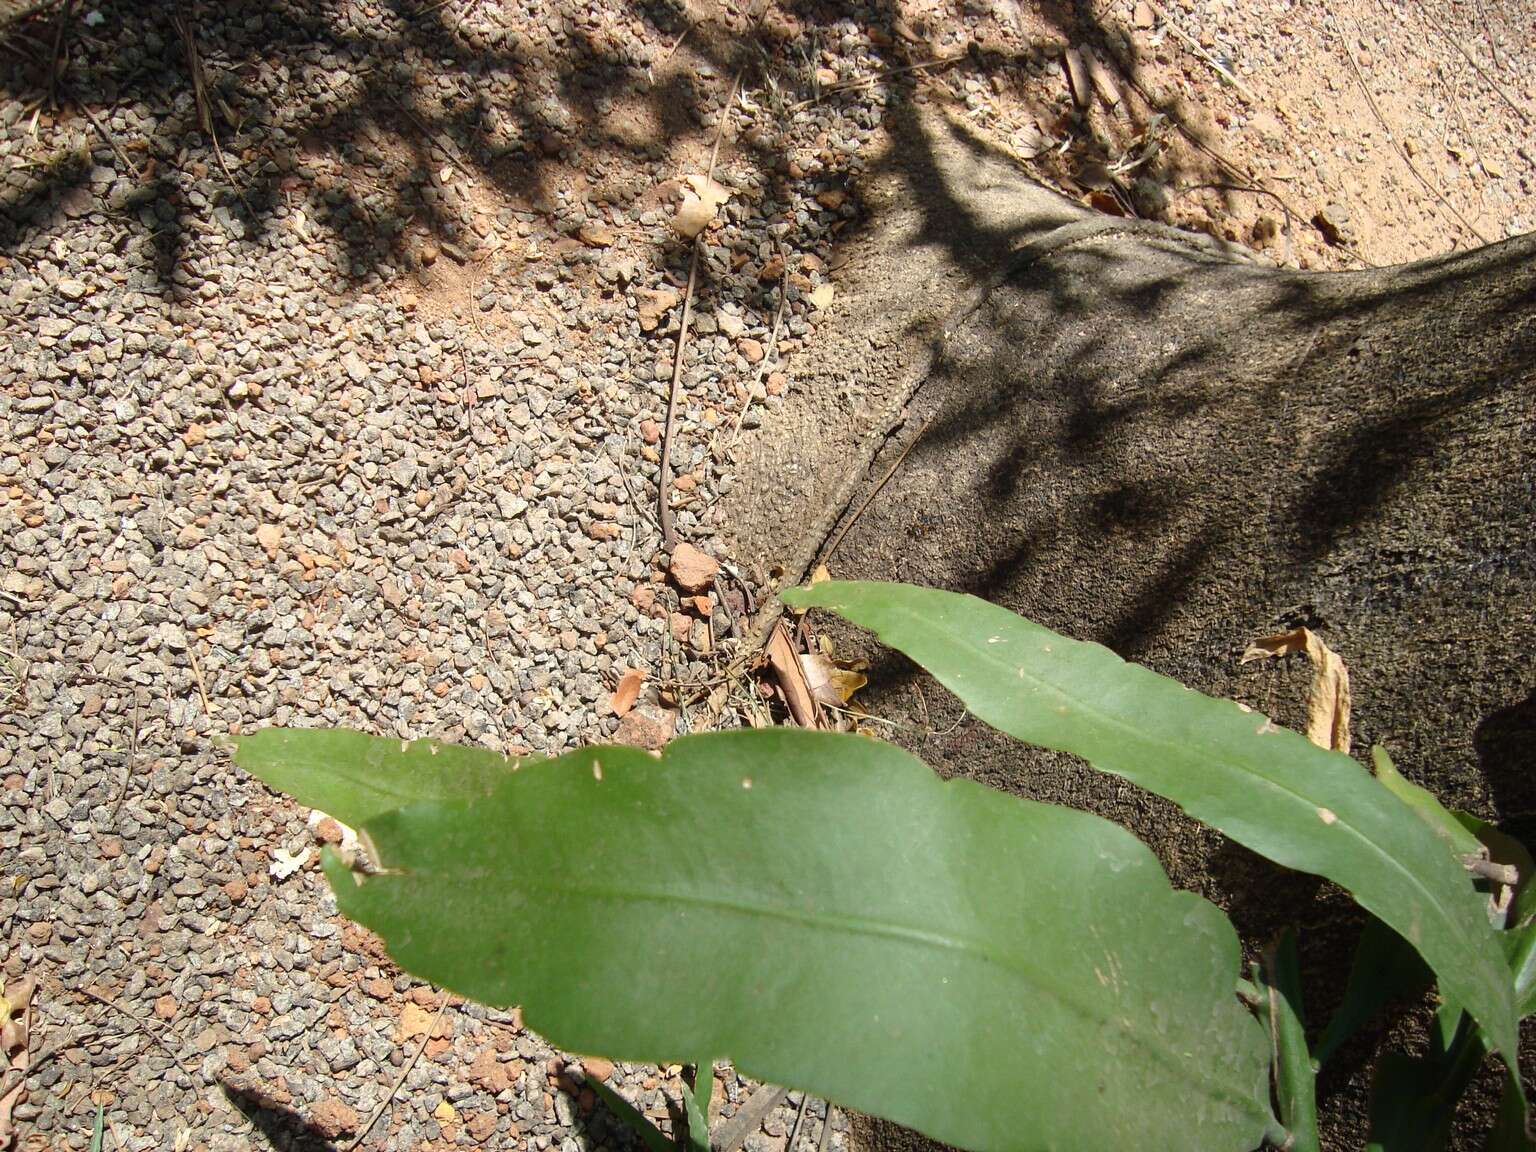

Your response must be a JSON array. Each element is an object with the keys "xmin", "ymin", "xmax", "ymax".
[
  {"xmin": 766, "ymin": 620, "xmax": 820, "ymax": 728},
  {"xmin": 0, "ymin": 976, "xmax": 35, "ymax": 1152},
  {"xmin": 798, "ymin": 652, "xmax": 869, "ymax": 709},
  {"xmin": 1241, "ymin": 627, "xmax": 1351, "ymax": 752},
  {"xmin": 671, "ymin": 174, "xmax": 732, "ymax": 240},
  {"xmin": 610, "ymin": 667, "xmax": 645, "ymax": 717}
]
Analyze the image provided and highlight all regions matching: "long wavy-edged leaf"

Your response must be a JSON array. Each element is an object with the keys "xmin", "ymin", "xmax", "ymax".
[
  {"xmin": 231, "ymin": 727, "xmax": 523, "ymax": 825},
  {"xmin": 587, "ymin": 1077, "xmax": 674, "ymax": 1152},
  {"xmin": 1372, "ymin": 747, "xmax": 1483, "ymax": 856},
  {"xmin": 239, "ymin": 727, "xmax": 1275, "ymax": 1152},
  {"xmin": 783, "ymin": 582, "xmax": 1519, "ymax": 1075}
]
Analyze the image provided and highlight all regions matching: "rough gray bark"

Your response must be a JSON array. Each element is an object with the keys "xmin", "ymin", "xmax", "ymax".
[{"xmin": 727, "ymin": 105, "xmax": 1536, "ymax": 1149}]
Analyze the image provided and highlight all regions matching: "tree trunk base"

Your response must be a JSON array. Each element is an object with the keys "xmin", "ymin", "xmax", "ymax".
[{"xmin": 726, "ymin": 104, "xmax": 1536, "ymax": 1150}]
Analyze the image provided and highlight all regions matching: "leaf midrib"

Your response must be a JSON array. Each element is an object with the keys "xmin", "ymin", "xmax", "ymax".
[
  {"xmin": 366, "ymin": 866, "xmax": 1262, "ymax": 1113},
  {"xmin": 871, "ymin": 596, "xmax": 1498, "ymax": 1029}
]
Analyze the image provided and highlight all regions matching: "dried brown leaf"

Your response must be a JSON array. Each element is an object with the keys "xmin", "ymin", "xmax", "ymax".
[
  {"xmin": 0, "ymin": 977, "xmax": 34, "ymax": 1152},
  {"xmin": 798, "ymin": 652, "xmax": 869, "ymax": 708},
  {"xmin": 610, "ymin": 668, "xmax": 645, "ymax": 718},
  {"xmin": 1063, "ymin": 47, "xmax": 1092, "ymax": 107},
  {"xmin": 671, "ymin": 174, "xmax": 732, "ymax": 239},
  {"xmin": 1012, "ymin": 120, "xmax": 1049, "ymax": 160},
  {"xmin": 1241, "ymin": 627, "xmax": 1352, "ymax": 752},
  {"xmin": 1081, "ymin": 45, "xmax": 1122, "ymax": 107},
  {"xmin": 766, "ymin": 620, "xmax": 820, "ymax": 728}
]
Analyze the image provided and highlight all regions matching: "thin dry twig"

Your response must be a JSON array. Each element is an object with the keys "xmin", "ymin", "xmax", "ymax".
[
  {"xmin": 71, "ymin": 95, "xmax": 138, "ymax": 175},
  {"xmin": 657, "ymin": 248, "xmax": 702, "ymax": 550},
  {"xmin": 657, "ymin": 69, "xmax": 742, "ymax": 550},
  {"xmin": 1175, "ymin": 181, "xmax": 1295, "ymax": 266},
  {"xmin": 45, "ymin": 0, "xmax": 74, "ymax": 109},
  {"xmin": 785, "ymin": 1093, "xmax": 813, "ymax": 1152},
  {"xmin": 1113, "ymin": 68, "xmax": 1374, "ymax": 267},
  {"xmin": 649, "ymin": 21, "xmax": 693, "ymax": 82},
  {"xmin": 1471, "ymin": 0, "xmax": 1504, "ymax": 71},
  {"xmin": 1146, "ymin": 1, "xmax": 1256, "ymax": 102},
  {"xmin": 389, "ymin": 96, "xmax": 478, "ymax": 183},
  {"xmin": 823, "ymin": 415, "xmax": 933, "ymax": 562},
  {"xmin": 788, "ymin": 53, "xmax": 967, "ymax": 112},
  {"xmin": 816, "ymin": 1105, "xmax": 834, "ymax": 1152},
  {"xmin": 344, "ymin": 992, "xmax": 450, "ymax": 1151},
  {"xmin": 1418, "ymin": 6, "xmax": 1531, "ymax": 127},
  {"xmin": 171, "ymin": 7, "xmax": 248, "ymax": 212},
  {"xmin": 185, "ymin": 636, "xmax": 211, "ymax": 722},
  {"xmin": 77, "ymin": 988, "xmax": 198, "ymax": 1086},
  {"xmin": 1322, "ymin": 0, "xmax": 1488, "ymax": 246}
]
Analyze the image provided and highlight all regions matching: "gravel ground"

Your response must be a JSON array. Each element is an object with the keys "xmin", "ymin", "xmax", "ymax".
[
  {"xmin": 0, "ymin": 0, "xmax": 875, "ymax": 1146},
  {"xmin": 1, "ymin": 0, "xmax": 1530, "ymax": 1149}
]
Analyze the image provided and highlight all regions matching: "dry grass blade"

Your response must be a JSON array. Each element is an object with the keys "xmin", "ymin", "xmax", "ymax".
[
  {"xmin": 715, "ymin": 1085, "xmax": 787, "ymax": 1152},
  {"xmin": 1322, "ymin": 0, "xmax": 1487, "ymax": 246},
  {"xmin": 658, "ymin": 69, "xmax": 741, "ymax": 549},
  {"xmin": 171, "ymin": 7, "xmax": 248, "ymax": 211},
  {"xmin": 824, "ymin": 415, "xmax": 932, "ymax": 562},
  {"xmin": 788, "ymin": 54, "xmax": 966, "ymax": 112},
  {"xmin": 1146, "ymin": 1, "xmax": 1257, "ymax": 102},
  {"xmin": 344, "ymin": 992, "xmax": 449, "ymax": 1151},
  {"xmin": 1418, "ymin": 6, "xmax": 1531, "ymax": 127}
]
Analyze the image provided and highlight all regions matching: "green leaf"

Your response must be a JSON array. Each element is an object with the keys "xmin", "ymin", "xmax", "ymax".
[
  {"xmin": 1257, "ymin": 930, "xmax": 1318, "ymax": 1152},
  {"xmin": 1372, "ymin": 747, "xmax": 1483, "ymax": 857},
  {"xmin": 587, "ymin": 1077, "xmax": 674, "ymax": 1152},
  {"xmin": 1367, "ymin": 999, "xmax": 1488, "ymax": 1152},
  {"xmin": 784, "ymin": 582, "xmax": 1520, "ymax": 1074},
  {"xmin": 1506, "ymin": 924, "xmax": 1536, "ymax": 1019},
  {"xmin": 89, "ymin": 1105, "xmax": 104, "ymax": 1152},
  {"xmin": 680, "ymin": 1065, "xmax": 712, "ymax": 1152},
  {"xmin": 1364, "ymin": 1053, "xmax": 1456, "ymax": 1152},
  {"xmin": 246, "ymin": 727, "xmax": 1275, "ymax": 1152},
  {"xmin": 1489, "ymin": 1069, "xmax": 1536, "ymax": 1152},
  {"xmin": 1312, "ymin": 918, "xmax": 1430, "ymax": 1067},
  {"xmin": 230, "ymin": 727, "xmax": 522, "ymax": 826}
]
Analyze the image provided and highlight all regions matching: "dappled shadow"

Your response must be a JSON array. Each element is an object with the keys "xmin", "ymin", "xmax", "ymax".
[
  {"xmin": 8, "ymin": 2, "xmax": 1534, "ymax": 1148},
  {"xmin": 0, "ymin": 0, "xmax": 1281, "ymax": 307},
  {"xmin": 1478, "ymin": 693, "xmax": 1536, "ymax": 847},
  {"xmin": 219, "ymin": 1081, "xmax": 342, "ymax": 1152},
  {"xmin": 802, "ymin": 97, "xmax": 1535, "ymax": 1152}
]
